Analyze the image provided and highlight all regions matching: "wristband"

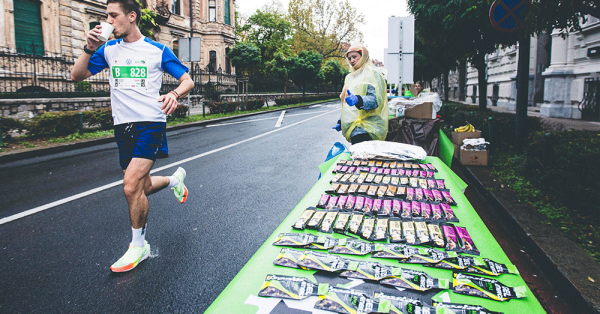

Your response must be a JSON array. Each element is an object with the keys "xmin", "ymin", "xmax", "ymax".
[
  {"xmin": 169, "ymin": 90, "xmax": 180, "ymax": 99},
  {"xmin": 83, "ymin": 45, "xmax": 96, "ymax": 55}
]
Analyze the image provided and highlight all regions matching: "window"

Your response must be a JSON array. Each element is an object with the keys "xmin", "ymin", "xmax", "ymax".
[
  {"xmin": 225, "ymin": 48, "xmax": 231, "ymax": 74},
  {"xmin": 89, "ymin": 22, "xmax": 100, "ymax": 30},
  {"xmin": 224, "ymin": 0, "xmax": 230, "ymax": 25},
  {"xmin": 171, "ymin": 0, "xmax": 180, "ymax": 15},
  {"xmin": 209, "ymin": 50, "xmax": 217, "ymax": 72},
  {"xmin": 209, "ymin": 0, "xmax": 216, "ymax": 22},
  {"xmin": 14, "ymin": 0, "xmax": 44, "ymax": 55},
  {"xmin": 173, "ymin": 40, "xmax": 179, "ymax": 60}
]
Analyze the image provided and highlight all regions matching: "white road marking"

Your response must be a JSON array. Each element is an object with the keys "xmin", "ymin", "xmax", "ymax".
[
  {"xmin": 311, "ymin": 105, "xmax": 322, "ymax": 108},
  {"xmin": 205, "ymin": 116, "xmax": 278, "ymax": 127},
  {"xmin": 0, "ymin": 108, "xmax": 339, "ymax": 226},
  {"xmin": 275, "ymin": 110, "xmax": 286, "ymax": 127}
]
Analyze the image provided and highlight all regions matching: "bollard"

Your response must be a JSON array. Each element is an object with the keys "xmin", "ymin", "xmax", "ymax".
[
  {"xmin": 78, "ymin": 112, "xmax": 83, "ymax": 134},
  {"xmin": 487, "ymin": 116, "xmax": 493, "ymax": 153},
  {"xmin": 202, "ymin": 102, "xmax": 205, "ymax": 118},
  {"xmin": 0, "ymin": 117, "xmax": 2, "ymax": 147}
]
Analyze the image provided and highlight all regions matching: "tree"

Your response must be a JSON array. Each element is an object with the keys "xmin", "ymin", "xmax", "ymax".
[
  {"xmin": 287, "ymin": 0, "xmax": 364, "ymax": 60},
  {"xmin": 239, "ymin": 10, "xmax": 293, "ymax": 63},
  {"xmin": 288, "ymin": 51, "xmax": 323, "ymax": 98},
  {"xmin": 321, "ymin": 60, "xmax": 347, "ymax": 92},
  {"xmin": 228, "ymin": 43, "xmax": 261, "ymax": 76},
  {"xmin": 265, "ymin": 52, "xmax": 291, "ymax": 98}
]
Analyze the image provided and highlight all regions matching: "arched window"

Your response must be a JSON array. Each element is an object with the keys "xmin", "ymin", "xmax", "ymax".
[
  {"xmin": 171, "ymin": 0, "xmax": 180, "ymax": 15},
  {"xmin": 209, "ymin": 50, "xmax": 217, "ymax": 72},
  {"xmin": 209, "ymin": 0, "xmax": 216, "ymax": 22},
  {"xmin": 14, "ymin": 0, "xmax": 44, "ymax": 55}
]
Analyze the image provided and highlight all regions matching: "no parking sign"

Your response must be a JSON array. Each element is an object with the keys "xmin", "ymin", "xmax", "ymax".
[{"xmin": 490, "ymin": 0, "xmax": 529, "ymax": 32}]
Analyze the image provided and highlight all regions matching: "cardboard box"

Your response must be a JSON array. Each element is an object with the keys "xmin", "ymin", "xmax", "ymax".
[
  {"xmin": 460, "ymin": 149, "xmax": 488, "ymax": 166},
  {"xmin": 452, "ymin": 130, "xmax": 482, "ymax": 146},
  {"xmin": 453, "ymin": 143, "xmax": 460, "ymax": 159},
  {"xmin": 404, "ymin": 102, "xmax": 433, "ymax": 119}
]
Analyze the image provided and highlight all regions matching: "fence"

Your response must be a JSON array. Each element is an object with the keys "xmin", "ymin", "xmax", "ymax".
[
  {"xmin": 0, "ymin": 46, "xmax": 238, "ymax": 98},
  {"xmin": 580, "ymin": 77, "xmax": 599, "ymax": 121}
]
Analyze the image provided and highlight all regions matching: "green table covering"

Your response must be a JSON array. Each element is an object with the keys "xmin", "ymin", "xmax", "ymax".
[{"xmin": 206, "ymin": 154, "xmax": 545, "ymax": 314}]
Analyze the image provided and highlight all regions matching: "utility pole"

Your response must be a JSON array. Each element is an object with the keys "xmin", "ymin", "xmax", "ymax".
[{"xmin": 515, "ymin": 34, "xmax": 530, "ymax": 149}]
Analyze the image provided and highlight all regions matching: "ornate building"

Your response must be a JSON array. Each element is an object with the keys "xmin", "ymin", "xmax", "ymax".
[{"xmin": 1, "ymin": 0, "xmax": 236, "ymax": 74}]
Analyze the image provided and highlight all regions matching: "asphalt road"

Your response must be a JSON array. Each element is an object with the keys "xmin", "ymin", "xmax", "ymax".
[{"xmin": 0, "ymin": 102, "xmax": 345, "ymax": 313}]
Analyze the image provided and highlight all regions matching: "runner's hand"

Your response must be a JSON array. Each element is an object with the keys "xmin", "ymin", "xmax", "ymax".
[
  {"xmin": 86, "ymin": 25, "xmax": 103, "ymax": 51},
  {"xmin": 159, "ymin": 92, "xmax": 179, "ymax": 115}
]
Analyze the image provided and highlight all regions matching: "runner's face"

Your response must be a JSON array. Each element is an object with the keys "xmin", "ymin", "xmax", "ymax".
[
  {"xmin": 347, "ymin": 52, "xmax": 361, "ymax": 67},
  {"xmin": 106, "ymin": 3, "xmax": 136, "ymax": 39}
]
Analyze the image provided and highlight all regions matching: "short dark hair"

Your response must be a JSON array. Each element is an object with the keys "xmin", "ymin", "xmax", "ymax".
[{"xmin": 107, "ymin": 0, "xmax": 142, "ymax": 25}]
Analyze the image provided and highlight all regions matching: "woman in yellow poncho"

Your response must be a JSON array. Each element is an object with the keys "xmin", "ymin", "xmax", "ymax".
[{"xmin": 333, "ymin": 43, "xmax": 388, "ymax": 144}]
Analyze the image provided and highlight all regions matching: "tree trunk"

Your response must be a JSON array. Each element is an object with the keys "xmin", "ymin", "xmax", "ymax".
[
  {"xmin": 458, "ymin": 59, "xmax": 467, "ymax": 101},
  {"xmin": 516, "ymin": 36, "xmax": 531, "ymax": 149},
  {"xmin": 475, "ymin": 53, "xmax": 487, "ymax": 110},
  {"xmin": 443, "ymin": 68, "xmax": 449, "ymax": 102}
]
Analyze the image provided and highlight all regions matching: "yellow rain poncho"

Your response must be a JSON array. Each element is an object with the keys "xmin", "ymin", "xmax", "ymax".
[{"xmin": 340, "ymin": 43, "xmax": 388, "ymax": 142}]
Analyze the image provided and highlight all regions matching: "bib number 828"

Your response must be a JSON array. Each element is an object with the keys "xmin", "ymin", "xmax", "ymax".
[{"xmin": 112, "ymin": 66, "xmax": 147, "ymax": 79}]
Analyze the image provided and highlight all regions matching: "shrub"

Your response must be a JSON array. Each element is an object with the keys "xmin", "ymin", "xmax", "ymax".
[
  {"xmin": 173, "ymin": 104, "xmax": 189, "ymax": 118},
  {"xmin": 30, "ymin": 111, "xmax": 81, "ymax": 135},
  {"xmin": 0, "ymin": 117, "xmax": 26, "ymax": 138},
  {"xmin": 244, "ymin": 99, "xmax": 264, "ymax": 110},
  {"xmin": 75, "ymin": 81, "xmax": 92, "ymax": 92},
  {"xmin": 205, "ymin": 101, "xmax": 225, "ymax": 114},
  {"xmin": 84, "ymin": 108, "xmax": 113, "ymax": 130}
]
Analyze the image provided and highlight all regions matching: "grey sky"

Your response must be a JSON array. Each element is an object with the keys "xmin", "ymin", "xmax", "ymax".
[{"xmin": 235, "ymin": 0, "xmax": 411, "ymax": 63}]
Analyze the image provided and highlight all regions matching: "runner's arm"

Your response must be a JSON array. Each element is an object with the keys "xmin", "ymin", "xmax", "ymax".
[
  {"xmin": 71, "ymin": 25, "xmax": 104, "ymax": 82},
  {"xmin": 159, "ymin": 72, "xmax": 194, "ymax": 115}
]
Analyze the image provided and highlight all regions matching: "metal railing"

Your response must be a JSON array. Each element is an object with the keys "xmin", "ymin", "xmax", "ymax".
[
  {"xmin": 579, "ymin": 77, "xmax": 599, "ymax": 120},
  {"xmin": 0, "ymin": 45, "xmax": 238, "ymax": 98}
]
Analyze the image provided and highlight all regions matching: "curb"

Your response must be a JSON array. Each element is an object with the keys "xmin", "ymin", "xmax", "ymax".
[
  {"xmin": 454, "ymin": 159, "xmax": 600, "ymax": 313},
  {"xmin": 0, "ymin": 101, "xmax": 336, "ymax": 164}
]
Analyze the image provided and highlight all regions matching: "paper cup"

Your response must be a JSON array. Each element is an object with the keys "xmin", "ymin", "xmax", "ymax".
[{"xmin": 98, "ymin": 22, "xmax": 114, "ymax": 42}]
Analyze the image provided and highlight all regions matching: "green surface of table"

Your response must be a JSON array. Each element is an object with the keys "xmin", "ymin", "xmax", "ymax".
[{"xmin": 206, "ymin": 154, "xmax": 545, "ymax": 314}]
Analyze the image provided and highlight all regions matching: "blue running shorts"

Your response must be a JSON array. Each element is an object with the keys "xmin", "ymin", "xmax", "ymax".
[{"xmin": 114, "ymin": 122, "xmax": 168, "ymax": 170}]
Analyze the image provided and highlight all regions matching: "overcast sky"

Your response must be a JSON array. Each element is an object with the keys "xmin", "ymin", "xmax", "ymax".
[{"xmin": 235, "ymin": 0, "xmax": 411, "ymax": 62}]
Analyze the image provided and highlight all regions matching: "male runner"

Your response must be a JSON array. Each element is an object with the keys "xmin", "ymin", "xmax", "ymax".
[{"xmin": 71, "ymin": 0, "xmax": 194, "ymax": 272}]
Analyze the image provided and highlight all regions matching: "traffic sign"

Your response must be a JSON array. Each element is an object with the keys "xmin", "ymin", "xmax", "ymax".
[{"xmin": 489, "ymin": 0, "xmax": 529, "ymax": 32}]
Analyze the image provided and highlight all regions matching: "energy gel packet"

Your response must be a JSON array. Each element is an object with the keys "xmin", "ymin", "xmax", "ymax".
[
  {"xmin": 421, "ymin": 203, "xmax": 432, "ymax": 220},
  {"xmin": 332, "ymin": 173, "xmax": 344, "ymax": 183},
  {"xmin": 353, "ymin": 160, "xmax": 362, "ymax": 167},
  {"xmin": 374, "ymin": 174, "xmax": 384, "ymax": 184},
  {"xmin": 348, "ymin": 183, "xmax": 360, "ymax": 194},
  {"xmin": 400, "ymin": 201, "xmax": 411, "ymax": 220},
  {"xmin": 320, "ymin": 210, "xmax": 339, "ymax": 233},
  {"xmin": 465, "ymin": 258, "xmax": 520, "ymax": 276},
  {"xmin": 354, "ymin": 196, "xmax": 366, "ymax": 211},
  {"xmin": 357, "ymin": 172, "xmax": 368, "ymax": 184},
  {"xmin": 403, "ymin": 248, "xmax": 457, "ymax": 264},
  {"xmin": 307, "ymin": 211, "xmax": 327, "ymax": 229},
  {"xmin": 377, "ymin": 200, "xmax": 390, "ymax": 216},
  {"xmin": 341, "ymin": 174, "xmax": 352, "ymax": 182},
  {"xmin": 365, "ymin": 173, "xmax": 376, "ymax": 183},
  {"xmin": 442, "ymin": 191, "xmax": 457, "ymax": 205},
  {"xmin": 330, "ymin": 238, "xmax": 375, "ymax": 256},
  {"xmin": 441, "ymin": 204, "xmax": 459, "ymax": 222},
  {"xmin": 376, "ymin": 161, "xmax": 383, "ymax": 167},
  {"xmin": 383, "ymin": 161, "xmax": 391, "ymax": 168},
  {"xmin": 423, "ymin": 189, "xmax": 434, "ymax": 202},
  {"xmin": 389, "ymin": 218, "xmax": 403, "ymax": 242},
  {"xmin": 426, "ymin": 163, "xmax": 437, "ymax": 171},
  {"xmin": 306, "ymin": 236, "xmax": 339, "ymax": 250},
  {"xmin": 418, "ymin": 179, "xmax": 428, "ymax": 190},
  {"xmin": 414, "ymin": 188, "xmax": 424, "ymax": 201},
  {"xmin": 341, "ymin": 166, "xmax": 349, "ymax": 173},
  {"xmin": 419, "ymin": 171, "xmax": 427, "ymax": 179},
  {"xmin": 382, "ymin": 175, "xmax": 391, "ymax": 185},
  {"xmin": 441, "ymin": 224, "xmax": 462, "ymax": 252},
  {"xmin": 390, "ymin": 161, "xmax": 397, "ymax": 168},
  {"xmin": 380, "ymin": 268, "xmax": 450, "ymax": 291},
  {"xmin": 414, "ymin": 221, "xmax": 431, "ymax": 244},
  {"xmin": 348, "ymin": 167, "xmax": 356, "ymax": 174},
  {"xmin": 358, "ymin": 183, "xmax": 370, "ymax": 194},
  {"xmin": 376, "ymin": 185, "xmax": 388, "ymax": 198},
  {"xmin": 348, "ymin": 212, "xmax": 364, "ymax": 236},
  {"xmin": 411, "ymin": 201, "xmax": 421, "ymax": 219},
  {"xmin": 397, "ymin": 169, "xmax": 406, "ymax": 176},
  {"xmin": 259, "ymin": 274, "xmax": 328, "ymax": 300},
  {"xmin": 452, "ymin": 273, "xmax": 527, "ymax": 301},
  {"xmin": 273, "ymin": 248, "xmax": 305, "ymax": 268},
  {"xmin": 364, "ymin": 197, "xmax": 374, "ymax": 215},
  {"xmin": 326, "ymin": 196, "xmax": 340, "ymax": 209},
  {"xmin": 436, "ymin": 179, "xmax": 445, "ymax": 189},
  {"xmin": 427, "ymin": 180, "xmax": 436, "ymax": 190},
  {"xmin": 327, "ymin": 182, "xmax": 341, "ymax": 194},
  {"xmin": 368, "ymin": 160, "xmax": 376, "ymax": 167},
  {"xmin": 396, "ymin": 186, "xmax": 406, "ymax": 198},
  {"xmin": 337, "ymin": 184, "xmax": 350, "ymax": 195},
  {"xmin": 403, "ymin": 221, "xmax": 417, "ymax": 245},
  {"xmin": 340, "ymin": 261, "xmax": 401, "ymax": 281},
  {"xmin": 373, "ymin": 216, "xmax": 389, "ymax": 241},
  {"xmin": 391, "ymin": 169, "xmax": 399, "ymax": 176},
  {"xmin": 361, "ymin": 216, "xmax": 376, "ymax": 240},
  {"xmin": 390, "ymin": 176, "xmax": 400, "ymax": 185},
  {"xmin": 293, "ymin": 207, "xmax": 316, "ymax": 230},
  {"xmin": 409, "ymin": 177, "xmax": 419, "ymax": 188},
  {"xmin": 315, "ymin": 287, "xmax": 390, "ymax": 314},
  {"xmin": 432, "ymin": 189, "xmax": 444, "ymax": 203},
  {"xmin": 431, "ymin": 204, "xmax": 445, "ymax": 223},
  {"xmin": 427, "ymin": 223, "xmax": 445, "ymax": 247},
  {"xmin": 345, "ymin": 195, "xmax": 357, "ymax": 211},
  {"xmin": 347, "ymin": 174, "xmax": 359, "ymax": 183},
  {"xmin": 425, "ymin": 254, "xmax": 478, "ymax": 271},
  {"xmin": 317, "ymin": 194, "xmax": 330, "ymax": 208},
  {"xmin": 433, "ymin": 303, "xmax": 503, "ymax": 314},
  {"xmin": 455, "ymin": 226, "xmax": 480, "ymax": 255},
  {"xmin": 419, "ymin": 164, "xmax": 429, "ymax": 171},
  {"xmin": 334, "ymin": 212, "xmax": 352, "ymax": 234},
  {"xmin": 297, "ymin": 251, "xmax": 350, "ymax": 272},
  {"xmin": 386, "ymin": 185, "xmax": 397, "ymax": 197},
  {"xmin": 371, "ymin": 243, "xmax": 419, "ymax": 260},
  {"xmin": 376, "ymin": 293, "xmax": 435, "ymax": 314},
  {"xmin": 367, "ymin": 184, "xmax": 378, "ymax": 196},
  {"xmin": 406, "ymin": 188, "xmax": 414, "ymax": 201},
  {"xmin": 392, "ymin": 199, "xmax": 402, "ymax": 216},
  {"xmin": 273, "ymin": 233, "xmax": 318, "ymax": 247},
  {"xmin": 400, "ymin": 176, "xmax": 409, "ymax": 185}
]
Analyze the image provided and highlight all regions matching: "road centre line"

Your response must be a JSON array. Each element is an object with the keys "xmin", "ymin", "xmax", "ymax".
[
  {"xmin": 0, "ymin": 108, "xmax": 339, "ymax": 226},
  {"xmin": 204, "ymin": 110, "xmax": 336, "ymax": 128},
  {"xmin": 275, "ymin": 111, "xmax": 286, "ymax": 127}
]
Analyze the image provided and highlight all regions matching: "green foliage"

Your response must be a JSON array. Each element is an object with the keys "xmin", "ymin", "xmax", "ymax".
[
  {"xmin": 28, "ymin": 109, "xmax": 114, "ymax": 136},
  {"xmin": 173, "ymin": 105, "xmax": 189, "ymax": 118},
  {"xmin": 0, "ymin": 117, "xmax": 26, "ymax": 138},
  {"xmin": 321, "ymin": 60, "xmax": 346, "ymax": 91},
  {"xmin": 75, "ymin": 81, "xmax": 92, "ymax": 93},
  {"xmin": 228, "ymin": 42, "xmax": 262, "ymax": 75},
  {"xmin": 204, "ymin": 82, "xmax": 221, "ymax": 101},
  {"xmin": 136, "ymin": 0, "xmax": 159, "ymax": 38},
  {"xmin": 288, "ymin": 51, "xmax": 323, "ymax": 95},
  {"xmin": 242, "ymin": 10, "xmax": 292, "ymax": 62}
]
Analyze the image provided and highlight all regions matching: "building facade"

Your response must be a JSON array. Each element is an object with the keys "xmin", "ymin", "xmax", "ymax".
[{"xmin": 0, "ymin": 0, "xmax": 236, "ymax": 74}]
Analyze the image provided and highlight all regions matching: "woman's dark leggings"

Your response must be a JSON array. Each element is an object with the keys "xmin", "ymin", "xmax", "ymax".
[{"xmin": 350, "ymin": 133, "xmax": 372, "ymax": 145}]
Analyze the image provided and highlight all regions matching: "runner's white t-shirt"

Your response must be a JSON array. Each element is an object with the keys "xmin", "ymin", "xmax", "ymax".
[{"xmin": 88, "ymin": 36, "xmax": 188, "ymax": 125}]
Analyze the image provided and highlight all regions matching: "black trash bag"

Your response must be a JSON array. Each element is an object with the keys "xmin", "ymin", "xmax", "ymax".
[{"xmin": 385, "ymin": 117, "xmax": 440, "ymax": 156}]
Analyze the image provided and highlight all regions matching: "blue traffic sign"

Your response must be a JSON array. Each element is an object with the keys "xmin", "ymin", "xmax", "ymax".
[{"xmin": 490, "ymin": 0, "xmax": 529, "ymax": 32}]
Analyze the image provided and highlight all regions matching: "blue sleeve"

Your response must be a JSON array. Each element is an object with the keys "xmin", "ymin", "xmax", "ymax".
[
  {"xmin": 87, "ymin": 44, "xmax": 108, "ymax": 75},
  {"xmin": 161, "ymin": 47, "xmax": 188, "ymax": 80},
  {"xmin": 361, "ymin": 84, "xmax": 379, "ymax": 111}
]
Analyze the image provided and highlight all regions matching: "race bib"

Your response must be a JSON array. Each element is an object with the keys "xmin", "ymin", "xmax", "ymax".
[{"xmin": 111, "ymin": 57, "xmax": 148, "ymax": 90}]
